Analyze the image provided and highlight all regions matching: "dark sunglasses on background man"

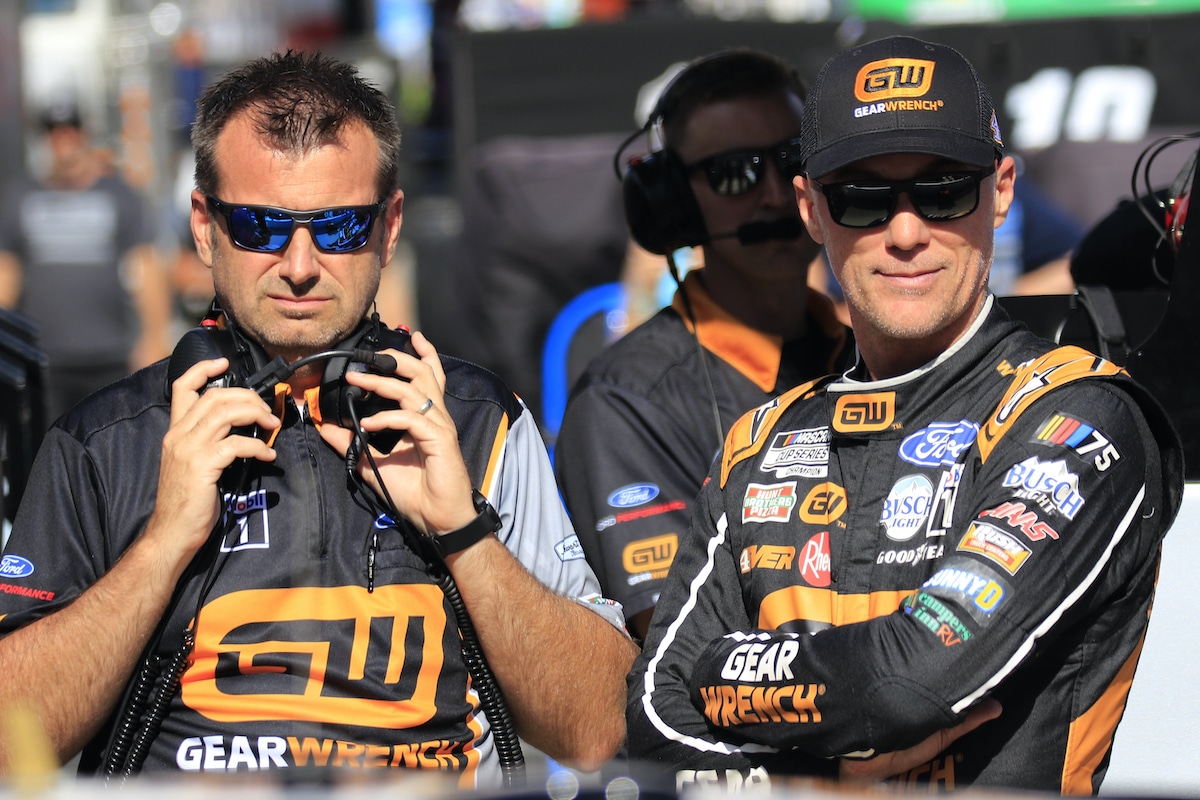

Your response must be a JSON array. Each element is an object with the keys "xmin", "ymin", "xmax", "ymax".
[
  {"xmin": 206, "ymin": 196, "xmax": 388, "ymax": 253},
  {"xmin": 807, "ymin": 165, "xmax": 996, "ymax": 229},
  {"xmin": 686, "ymin": 138, "xmax": 804, "ymax": 197}
]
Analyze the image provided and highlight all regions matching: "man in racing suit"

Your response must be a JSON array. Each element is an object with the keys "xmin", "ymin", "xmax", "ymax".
[
  {"xmin": 0, "ymin": 51, "xmax": 637, "ymax": 785},
  {"xmin": 626, "ymin": 35, "xmax": 1183, "ymax": 793},
  {"xmin": 555, "ymin": 50, "xmax": 852, "ymax": 640}
]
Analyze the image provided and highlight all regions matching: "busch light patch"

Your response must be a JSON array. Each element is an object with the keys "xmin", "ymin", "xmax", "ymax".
[
  {"xmin": 1002, "ymin": 457, "xmax": 1085, "ymax": 519},
  {"xmin": 880, "ymin": 474, "xmax": 934, "ymax": 542},
  {"xmin": 899, "ymin": 420, "xmax": 979, "ymax": 467}
]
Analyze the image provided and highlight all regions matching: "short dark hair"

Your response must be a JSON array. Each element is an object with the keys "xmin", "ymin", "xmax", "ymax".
[
  {"xmin": 191, "ymin": 50, "xmax": 401, "ymax": 200},
  {"xmin": 654, "ymin": 49, "xmax": 807, "ymax": 148}
]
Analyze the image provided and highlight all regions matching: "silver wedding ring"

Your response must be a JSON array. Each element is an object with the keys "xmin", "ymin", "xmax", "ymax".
[{"xmin": 417, "ymin": 398, "xmax": 434, "ymax": 415}]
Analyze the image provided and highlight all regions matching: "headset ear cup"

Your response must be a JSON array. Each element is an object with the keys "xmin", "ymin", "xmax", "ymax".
[{"xmin": 621, "ymin": 149, "xmax": 707, "ymax": 255}]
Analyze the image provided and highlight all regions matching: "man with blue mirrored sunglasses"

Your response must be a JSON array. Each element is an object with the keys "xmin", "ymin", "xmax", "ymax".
[
  {"xmin": 0, "ymin": 50, "xmax": 636, "ymax": 785},
  {"xmin": 630, "ymin": 34, "xmax": 1182, "ymax": 794}
]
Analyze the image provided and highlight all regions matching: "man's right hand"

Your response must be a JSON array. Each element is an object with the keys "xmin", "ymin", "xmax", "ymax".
[
  {"xmin": 838, "ymin": 698, "xmax": 1002, "ymax": 783},
  {"xmin": 147, "ymin": 358, "xmax": 280, "ymax": 567}
]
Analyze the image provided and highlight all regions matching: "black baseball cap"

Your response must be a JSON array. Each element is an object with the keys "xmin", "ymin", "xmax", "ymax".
[
  {"xmin": 39, "ymin": 100, "xmax": 82, "ymax": 131},
  {"xmin": 800, "ymin": 36, "xmax": 1004, "ymax": 178}
]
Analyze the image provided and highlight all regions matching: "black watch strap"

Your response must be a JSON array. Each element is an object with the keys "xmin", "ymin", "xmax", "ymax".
[{"xmin": 431, "ymin": 489, "xmax": 502, "ymax": 558}]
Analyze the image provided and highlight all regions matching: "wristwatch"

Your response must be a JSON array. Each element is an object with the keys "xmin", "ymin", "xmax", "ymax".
[{"xmin": 431, "ymin": 489, "xmax": 502, "ymax": 558}]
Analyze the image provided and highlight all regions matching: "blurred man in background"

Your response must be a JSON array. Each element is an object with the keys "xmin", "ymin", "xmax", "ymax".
[
  {"xmin": 554, "ymin": 49, "xmax": 853, "ymax": 640},
  {"xmin": 0, "ymin": 101, "xmax": 171, "ymax": 422}
]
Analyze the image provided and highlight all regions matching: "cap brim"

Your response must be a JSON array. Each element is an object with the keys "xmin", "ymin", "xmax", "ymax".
[{"xmin": 805, "ymin": 129, "xmax": 997, "ymax": 178}]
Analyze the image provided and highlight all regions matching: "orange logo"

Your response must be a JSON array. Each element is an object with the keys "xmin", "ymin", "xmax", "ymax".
[
  {"xmin": 623, "ymin": 534, "xmax": 677, "ymax": 577},
  {"xmin": 834, "ymin": 393, "xmax": 895, "ymax": 432},
  {"xmin": 855, "ymin": 58, "xmax": 935, "ymax": 102},
  {"xmin": 799, "ymin": 483, "xmax": 847, "ymax": 525},
  {"xmin": 182, "ymin": 585, "xmax": 448, "ymax": 728}
]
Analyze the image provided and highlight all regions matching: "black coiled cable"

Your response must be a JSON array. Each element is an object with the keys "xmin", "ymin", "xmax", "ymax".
[
  {"xmin": 121, "ymin": 630, "xmax": 195, "ymax": 778},
  {"xmin": 347, "ymin": 396, "xmax": 526, "ymax": 788}
]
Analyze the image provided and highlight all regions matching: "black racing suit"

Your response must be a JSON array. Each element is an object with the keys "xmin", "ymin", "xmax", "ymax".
[
  {"xmin": 627, "ymin": 298, "xmax": 1183, "ymax": 793},
  {"xmin": 0, "ymin": 322, "xmax": 624, "ymax": 788},
  {"xmin": 555, "ymin": 272, "xmax": 852, "ymax": 627}
]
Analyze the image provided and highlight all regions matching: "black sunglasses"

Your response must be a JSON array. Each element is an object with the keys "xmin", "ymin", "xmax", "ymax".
[
  {"xmin": 809, "ymin": 165, "xmax": 997, "ymax": 229},
  {"xmin": 206, "ymin": 196, "xmax": 388, "ymax": 254},
  {"xmin": 686, "ymin": 138, "xmax": 804, "ymax": 197}
]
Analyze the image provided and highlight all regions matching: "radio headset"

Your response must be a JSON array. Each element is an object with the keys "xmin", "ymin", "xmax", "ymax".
[
  {"xmin": 164, "ymin": 303, "xmax": 414, "ymax": 453},
  {"xmin": 612, "ymin": 50, "xmax": 807, "ymax": 448},
  {"xmin": 1132, "ymin": 131, "xmax": 1200, "ymax": 273},
  {"xmin": 103, "ymin": 303, "xmax": 525, "ymax": 786}
]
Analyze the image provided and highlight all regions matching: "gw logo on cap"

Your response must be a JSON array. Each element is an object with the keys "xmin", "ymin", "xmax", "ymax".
[{"xmin": 855, "ymin": 58, "xmax": 935, "ymax": 102}]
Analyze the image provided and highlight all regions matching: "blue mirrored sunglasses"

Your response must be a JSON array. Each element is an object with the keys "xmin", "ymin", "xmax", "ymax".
[{"xmin": 206, "ymin": 196, "xmax": 388, "ymax": 253}]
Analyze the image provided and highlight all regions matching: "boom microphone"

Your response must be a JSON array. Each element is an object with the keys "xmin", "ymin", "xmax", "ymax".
[{"xmin": 707, "ymin": 217, "xmax": 804, "ymax": 245}]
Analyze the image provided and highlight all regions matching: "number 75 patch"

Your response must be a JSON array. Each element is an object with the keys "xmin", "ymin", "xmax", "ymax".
[{"xmin": 1031, "ymin": 412, "xmax": 1121, "ymax": 472}]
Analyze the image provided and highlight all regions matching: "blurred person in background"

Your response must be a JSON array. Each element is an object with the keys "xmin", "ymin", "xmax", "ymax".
[
  {"xmin": 554, "ymin": 49, "xmax": 853, "ymax": 641},
  {"xmin": 0, "ymin": 100, "xmax": 172, "ymax": 422}
]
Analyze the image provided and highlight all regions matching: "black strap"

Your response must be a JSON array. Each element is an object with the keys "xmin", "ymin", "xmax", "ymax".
[{"xmin": 1076, "ymin": 285, "xmax": 1129, "ymax": 364}]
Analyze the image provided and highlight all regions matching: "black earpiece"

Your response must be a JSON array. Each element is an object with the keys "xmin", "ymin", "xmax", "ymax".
[
  {"xmin": 620, "ymin": 145, "xmax": 708, "ymax": 255},
  {"xmin": 317, "ymin": 324, "xmax": 416, "ymax": 454},
  {"xmin": 165, "ymin": 317, "xmax": 278, "ymax": 440}
]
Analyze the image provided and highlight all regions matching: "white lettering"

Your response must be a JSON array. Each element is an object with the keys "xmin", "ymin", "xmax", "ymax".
[
  {"xmin": 177, "ymin": 737, "xmax": 203, "ymax": 770},
  {"xmin": 202, "ymin": 734, "xmax": 227, "ymax": 770}
]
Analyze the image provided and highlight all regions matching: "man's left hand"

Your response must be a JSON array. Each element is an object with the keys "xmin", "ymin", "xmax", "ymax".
[{"xmin": 316, "ymin": 330, "xmax": 477, "ymax": 536}]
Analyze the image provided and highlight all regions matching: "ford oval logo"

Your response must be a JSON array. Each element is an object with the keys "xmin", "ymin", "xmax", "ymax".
[
  {"xmin": 0, "ymin": 555, "xmax": 35, "ymax": 578},
  {"xmin": 899, "ymin": 420, "xmax": 979, "ymax": 467},
  {"xmin": 607, "ymin": 483, "xmax": 660, "ymax": 509}
]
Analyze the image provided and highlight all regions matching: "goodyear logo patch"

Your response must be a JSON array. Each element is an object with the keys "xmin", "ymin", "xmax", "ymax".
[{"xmin": 742, "ymin": 482, "xmax": 798, "ymax": 524}]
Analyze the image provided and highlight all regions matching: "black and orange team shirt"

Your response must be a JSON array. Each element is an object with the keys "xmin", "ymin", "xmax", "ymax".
[
  {"xmin": 0, "ymin": 348, "xmax": 624, "ymax": 789},
  {"xmin": 555, "ymin": 271, "xmax": 851, "ymax": 629},
  {"xmin": 627, "ymin": 296, "xmax": 1183, "ymax": 794}
]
